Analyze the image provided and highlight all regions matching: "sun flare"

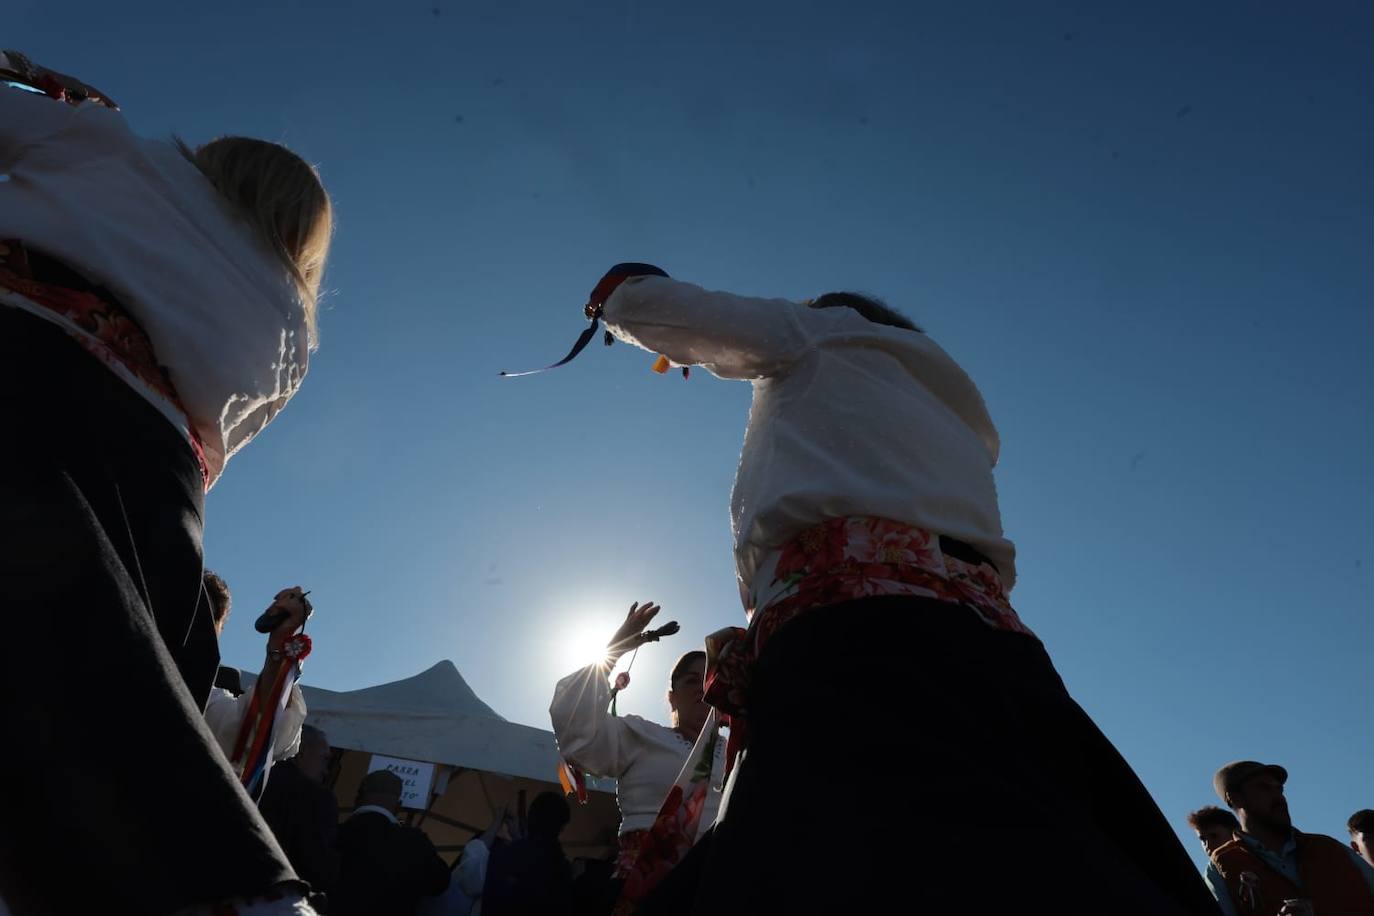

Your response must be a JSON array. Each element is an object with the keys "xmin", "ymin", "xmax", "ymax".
[{"xmin": 554, "ymin": 621, "xmax": 614, "ymax": 674}]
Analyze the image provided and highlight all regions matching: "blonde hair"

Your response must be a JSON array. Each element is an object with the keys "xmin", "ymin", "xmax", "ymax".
[{"xmin": 178, "ymin": 136, "xmax": 333, "ymax": 348}]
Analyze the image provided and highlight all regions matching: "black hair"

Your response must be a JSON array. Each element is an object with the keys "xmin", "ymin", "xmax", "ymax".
[
  {"xmin": 809, "ymin": 291, "xmax": 922, "ymax": 333},
  {"xmin": 203, "ymin": 569, "xmax": 232, "ymax": 628},
  {"xmin": 358, "ymin": 768, "xmax": 403, "ymax": 802},
  {"xmin": 1187, "ymin": 806, "xmax": 1240, "ymax": 832},
  {"xmin": 528, "ymin": 790, "xmax": 572, "ymax": 838},
  {"xmin": 670, "ymin": 651, "xmax": 706, "ymax": 686}
]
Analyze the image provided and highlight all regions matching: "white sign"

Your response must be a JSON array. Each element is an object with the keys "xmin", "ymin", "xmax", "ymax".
[{"xmin": 367, "ymin": 755, "xmax": 437, "ymax": 809}]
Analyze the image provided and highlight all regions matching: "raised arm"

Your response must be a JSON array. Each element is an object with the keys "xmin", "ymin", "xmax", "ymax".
[
  {"xmin": 549, "ymin": 601, "xmax": 662, "ymax": 777},
  {"xmin": 600, "ymin": 274, "xmax": 814, "ymax": 380},
  {"xmin": 203, "ymin": 587, "xmax": 312, "ymax": 761}
]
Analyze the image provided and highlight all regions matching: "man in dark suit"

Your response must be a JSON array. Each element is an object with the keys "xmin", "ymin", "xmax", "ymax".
[
  {"xmin": 336, "ymin": 769, "xmax": 450, "ymax": 916},
  {"xmin": 258, "ymin": 724, "xmax": 340, "ymax": 907}
]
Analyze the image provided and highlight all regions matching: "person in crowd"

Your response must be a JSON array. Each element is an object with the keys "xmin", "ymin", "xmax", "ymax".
[
  {"xmin": 482, "ymin": 792, "xmax": 575, "ymax": 916},
  {"xmin": 1206, "ymin": 761, "xmax": 1374, "ymax": 915},
  {"xmin": 1189, "ymin": 806, "xmax": 1242, "ymax": 856},
  {"xmin": 336, "ymin": 770, "xmax": 451, "ymax": 916},
  {"xmin": 418, "ymin": 804, "xmax": 519, "ymax": 916},
  {"xmin": 0, "ymin": 49, "xmax": 332, "ymax": 915},
  {"xmin": 259, "ymin": 725, "xmax": 341, "ymax": 908},
  {"xmin": 550, "ymin": 602, "xmax": 723, "ymax": 879},
  {"xmin": 1351, "ymin": 811, "xmax": 1374, "ymax": 870},
  {"xmin": 205, "ymin": 570, "xmax": 249, "ymax": 698},
  {"xmin": 459, "ymin": 805, "xmax": 519, "ymax": 915},
  {"xmin": 572, "ymin": 856, "xmax": 619, "ymax": 916},
  {"xmin": 575, "ymin": 265, "xmax": 1220, "ymax": 915},
  {"xmin": 201, "ymin": 571, "xmax": 311, "ymax": 788}
]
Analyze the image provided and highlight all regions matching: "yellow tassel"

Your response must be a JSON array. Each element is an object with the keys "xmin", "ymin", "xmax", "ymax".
[{"xmin": 651, "ymin": 354, "xmax": 671, "ymax": 374}]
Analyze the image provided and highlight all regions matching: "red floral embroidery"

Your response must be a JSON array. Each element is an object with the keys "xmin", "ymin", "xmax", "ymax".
[
  {"xmin": 613, "ymin": 777, "xmax": 715, "ymax": 916},
  {"xmin": 773, "ymin": 520, "xmax": 849, "ymax": 582},
  {"xmin": 714, "ymin": 517, "xmax": 1037, "ymax": 777}
]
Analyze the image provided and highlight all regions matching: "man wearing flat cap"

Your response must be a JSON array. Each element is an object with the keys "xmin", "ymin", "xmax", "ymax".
[{"xmin": 1204, "ymin": 760, "xmax": 1374, "ymax": 916}]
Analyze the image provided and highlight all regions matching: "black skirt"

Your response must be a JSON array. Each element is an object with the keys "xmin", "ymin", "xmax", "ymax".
[
  {"xmin": 0, "ymin": 309, "xmax": 299, "ymax": 915},
  {"xmin": 636, "ymin": 595, "xmax": 1222, "ymax": 916}
]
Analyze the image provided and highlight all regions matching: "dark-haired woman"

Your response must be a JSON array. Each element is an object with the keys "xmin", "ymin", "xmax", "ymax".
[
  {"xmin": 578, "ymin": 267, "xmax": 1222, "ymax": 916},
  {"xmin": 550, "ymin": 602, "xmax": 724, "ymax": 881}
]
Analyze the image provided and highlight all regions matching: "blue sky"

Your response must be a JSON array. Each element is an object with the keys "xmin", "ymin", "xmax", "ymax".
[{"xmin": 14, "ymin": 0, "xmax": 1373, "ymax": 868}]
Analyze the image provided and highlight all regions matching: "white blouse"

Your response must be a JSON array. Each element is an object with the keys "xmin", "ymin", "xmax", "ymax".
[
  {"xmin": 602, "ymin": 275, "xmax": 1017, "ymax": 603},
  {"xmin": 0, "ymin": 85, "xmax": 311, "ymax": 487},
  {"xmin": 550, "ymin": 664, "xmax": 723, "ymax": 836}
]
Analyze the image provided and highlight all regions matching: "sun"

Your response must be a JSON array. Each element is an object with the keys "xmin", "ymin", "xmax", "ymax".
[{"xmin": 553, "ymin": 620, "xmax": 615, "ymax": 674}]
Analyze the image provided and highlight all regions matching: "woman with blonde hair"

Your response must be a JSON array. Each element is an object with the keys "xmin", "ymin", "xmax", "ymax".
[{"xmin": 0, "ymin": 51, "xmax": 333, "ymax": 915}]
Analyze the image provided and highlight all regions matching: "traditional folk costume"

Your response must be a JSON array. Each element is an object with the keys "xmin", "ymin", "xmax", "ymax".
[
  {"xmin": 0, "ymin": 61, "xmax": 312, "ymax": 914},
  {"xmin": 587, "ymin": 272, "xmax": 1222, "ymax": 915},
  {"xmin": 550, "ymin": 664, "xmax": 726, "ymax": 881}
]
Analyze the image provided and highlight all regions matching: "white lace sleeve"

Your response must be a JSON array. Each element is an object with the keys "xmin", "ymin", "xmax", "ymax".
[{"xmin": 549, "ymin": 664, "xmax": 634, "ymax": 777}]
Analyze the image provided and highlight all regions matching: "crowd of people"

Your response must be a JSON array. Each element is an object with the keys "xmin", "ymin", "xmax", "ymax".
[
  {"xmin": 1184, "ymin": 764, "xmax": 1374, "ymax": 915},
  {"xmin": 2, "ymin": 47, "xmax": 1370, "ymax": 916},
  {"xmin": 190, "ymin": 572, "xmax": 607, "ymax": 915}
]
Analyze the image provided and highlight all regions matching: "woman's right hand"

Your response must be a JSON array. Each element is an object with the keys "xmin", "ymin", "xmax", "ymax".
[{"xmin": 607, "ymin": 600, "xmax": 661, "ymax": 659}]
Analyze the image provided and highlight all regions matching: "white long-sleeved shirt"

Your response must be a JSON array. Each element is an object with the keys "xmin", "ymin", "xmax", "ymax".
[
  {"xmin": 204, "ymin": 682, "xmax": 308, "ymax": 769},
  {"xmin": 550, "ymin": 664, "xmax": 723, "ymax": 836},
  {"xmin": 602, "ymin": 275, "xmax": 1016, "ymax": 605},
  {"xmin": 0, "ymin": 84, "xmax": 310, "ymax": 487}
]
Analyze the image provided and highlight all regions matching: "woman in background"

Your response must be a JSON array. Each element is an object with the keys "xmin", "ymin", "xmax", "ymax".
[{"xmin": 550, "ymin": 602, "xmax": 723, "ymax": 883}]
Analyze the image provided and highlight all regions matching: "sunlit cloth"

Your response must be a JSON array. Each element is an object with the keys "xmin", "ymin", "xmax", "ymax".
[
  {"xmin": 0, "ymin": 81, "xmax": 311, "ymax": 487},
  {"xmin": 600, "ymin": 275, "xmax": 1019, "ymax": 601},
  {"xmin": 204, "ymin": 681, "xmax": 307, "ymax": 771}
]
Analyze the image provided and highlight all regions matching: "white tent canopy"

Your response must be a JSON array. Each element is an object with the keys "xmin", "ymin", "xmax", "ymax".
[{"xmin": 292, "ymin": 660, "xmax": 568, "ymax": 784}]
